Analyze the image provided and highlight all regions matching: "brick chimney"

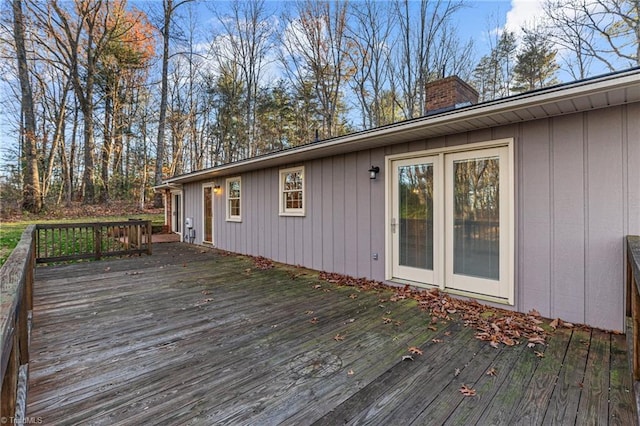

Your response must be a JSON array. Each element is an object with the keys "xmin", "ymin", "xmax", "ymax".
[{"xmin": 425, "ymin": 76, "xmax": 478, "ymax": 113}]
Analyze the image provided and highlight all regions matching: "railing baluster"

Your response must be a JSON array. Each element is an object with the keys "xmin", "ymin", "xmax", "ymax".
[{"xmin": 32, "ymin": 221, "xmax": 153, "ymax": 263}]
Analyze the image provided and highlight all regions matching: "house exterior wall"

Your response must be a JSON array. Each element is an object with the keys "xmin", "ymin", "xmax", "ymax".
[{"xmin": 181, "ymin": 103, "xmax": 640, "ymax": 331}]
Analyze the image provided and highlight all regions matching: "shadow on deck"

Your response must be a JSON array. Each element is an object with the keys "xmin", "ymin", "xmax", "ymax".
[{"xmin": 27, "ymin": 243, "xmax": 636, "ymax": 425}]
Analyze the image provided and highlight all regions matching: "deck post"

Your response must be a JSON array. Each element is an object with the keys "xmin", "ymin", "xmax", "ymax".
[
  {"xmin": 147, "ymin": 221, "xmax": 152, "ymax": 255},
  {"xmin": 633, "ymin": 273, "xmax": 640, "ymax": 380},
  {"xmin": 627, "ymin": 236, "xmax": 640, "ymax": 381},
  {"xmin": 94, "ymin": 223, "xmax": 102, "ymax": 260}
]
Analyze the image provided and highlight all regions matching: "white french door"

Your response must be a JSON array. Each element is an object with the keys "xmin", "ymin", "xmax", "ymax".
[
  {"xmin": 444, "ymin": 147, "xmax": 511, "ymax": 301},
  {"xmin": 388, "ymin": 143, "xmax": 513, "ymax": 303},
  {"xmin": 171, "ymin": 190, "xmax": 183, "ymax": 237},
  {"xmin": 391, "ymin": 156, "xmax": 441, "ymax": 285},
  {"xmin": 202, "ymin": 184, "xmax": 214, "ymax": 244}
]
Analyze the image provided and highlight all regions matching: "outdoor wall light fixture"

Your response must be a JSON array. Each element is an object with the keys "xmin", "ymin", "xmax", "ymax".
[
  {"xmin": 368, "ymin": 166, "xmax": 380, "ymax": 180},
  {"xmin": 213, "ymin": 184, "xmax": 221, "ymax": 193}
]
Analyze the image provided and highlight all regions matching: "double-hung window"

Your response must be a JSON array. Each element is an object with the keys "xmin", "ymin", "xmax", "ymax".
[
  {"xmin": 226, "ymin": 177, "xmax": 241, "ymax": 222},
  {"xmin": 279, "ymin": 166, "xmax": 305, "ymax": 216}
]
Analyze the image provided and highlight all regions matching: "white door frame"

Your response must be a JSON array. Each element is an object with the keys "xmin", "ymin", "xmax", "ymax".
[
  {"xmin": 389, "ymin": 155, "xmax": 442, "ymax": 287},
  {"xmin": 170, "ymin": 189, "xmax": 183, "ymax": 240},
  {"xmin": 385, "ymin": 139, "xmax": 514, "ymax": 305},
  {"xmin": 202, "ymin": 183, "xmax": 214, "ymax": 244}
]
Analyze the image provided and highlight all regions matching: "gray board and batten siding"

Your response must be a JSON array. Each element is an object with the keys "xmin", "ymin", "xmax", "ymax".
[{"xmin": 171, "ymin": 71, "xmax": 640, "ymax": 332}]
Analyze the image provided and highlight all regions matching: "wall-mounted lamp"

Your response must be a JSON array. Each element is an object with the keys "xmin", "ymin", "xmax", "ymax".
[
  {"xmin": 368, "ymin": 166, "xmax": 380, "ymax": 180},
  {"xmin": 213, "ymin": 184, "xmax": 221, "ymax": 194}
]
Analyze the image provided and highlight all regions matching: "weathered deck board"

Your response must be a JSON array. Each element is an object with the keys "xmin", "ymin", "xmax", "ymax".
[{"xmin": 26, "ymin": 243, "xmax": 636, "ymax": 425}]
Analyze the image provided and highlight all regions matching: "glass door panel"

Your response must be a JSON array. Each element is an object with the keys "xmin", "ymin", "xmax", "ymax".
[
  {"xmin": 203, "ymin": 186, "xmax": 213, "ymax": 243},
  {"xmin": 172, "ymin": 192, "xmax": 182, "ymax": 235},
  {"xmin": 453, "ymin": 157, "xmax": 500, "ymax": 280},
  {"xmin": 391, "ymin": 157, "xmax": 439, "ymax": 285},
  {"xmin": 445, "ymin": 146, "xmax": 510, "ymax": 300}
]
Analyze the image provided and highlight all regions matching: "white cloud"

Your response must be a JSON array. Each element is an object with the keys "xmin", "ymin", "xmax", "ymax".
[{"xmin": 504, "ymin": 0, "xmax": 547, "ymax": 34}]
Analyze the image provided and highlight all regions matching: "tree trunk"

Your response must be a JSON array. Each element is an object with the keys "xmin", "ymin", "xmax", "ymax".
[
  {"xmin": 12, "ymin": 0, "xmax": 42, "ymax": 213},
  {"xmin": 154, "ymin": 0, "xmax": 172, "ymax": 208},
  {"xmin": 100, "ymin": 90, "xmax": 112, "ymax": 203}
]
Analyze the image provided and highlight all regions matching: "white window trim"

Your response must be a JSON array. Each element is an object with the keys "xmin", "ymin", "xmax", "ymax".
[
  {"xmin": 385, "ymin": 138, "xmax": 514, "ymax": 305},
  {"xmin": 226, "ymin": 177, "xmax": 242, "ymax": 222},
  {"xmin": 279, "ymin": 166, "xmax": 305, "ymax": 216},
  {"xmin": 202, "ymin": 183, "xmax": 214, "ymax": 244}
]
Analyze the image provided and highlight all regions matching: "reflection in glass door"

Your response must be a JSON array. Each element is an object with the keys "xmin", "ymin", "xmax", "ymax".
[
  {"xmin": 203, "ymin": 186, "xmax": 213, "ymax": 244},
  {"xmin": 391, "ymin": 157, "xmax": 439, "ymax": 284},
  {"xmin": 445, "ymin": 146, "xmax": 510, "ymax": 300},
  {"xmin": 453, "ymin": 156, "xmax": 500, "ymax": 280},
  {"xmin": 172, "ymin": 192, "xmax": 182, "ymax": 235}
]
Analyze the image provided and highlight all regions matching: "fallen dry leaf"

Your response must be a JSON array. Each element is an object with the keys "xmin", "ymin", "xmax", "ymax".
[
  {"xmin": 408, "ymin": 346, "xmax": 423, "ymax": 355},
  {"xmin": 460, "ymin": 385, "xmax": 476, "ymax": 396},
  {"xmin": 349, "ymin": 294, "xmax": 358, "ymax": 299},
  {"xmin": 347, "ymin": 369, "xmax": 354, "ymax": 376},
  {"xmin": 535, "ymin": 351, "xmax": 545, "ymax": 358},
  {"xmin": 432, "ymin": 338, "xmax": 443, "ymax": 343},
  {"xmin": 486, "ymin": 367, "xmax": 497, "ymax": 376},
  {"xmin": 402, "ymin": 355, "xmax": 414, "ymax": 361},
  {"xmin": 304, "ymin": 310, "xmax": 314, "ymax": 315},
  {"xmin": 310, "ymin": 317, "xmax": 319, "ymax": 324},
  {"xmin": 334, "ymin": 333, "xmax": 345, "ymax": 341},
  {"xmin": 455, "ymin": 368, "xmax": 461, "ymax": 377},
  {"xmin": 248, "ymin": 255, "xmax": 274, "ymax": 270},
  {"xmin": 318, "ymin": 272, "xmax": 552, "ymax": 349},
  {"xmin": 428, "ymin": 325, "xmax": 438, "ymax": 331}
]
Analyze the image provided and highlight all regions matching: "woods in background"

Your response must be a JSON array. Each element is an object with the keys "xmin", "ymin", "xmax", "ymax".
[{"xmin": 1, "ymin": 0, "xmax": 638, "ymax": 214}]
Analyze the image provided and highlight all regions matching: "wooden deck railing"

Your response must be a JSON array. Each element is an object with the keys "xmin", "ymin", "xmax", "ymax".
[
  {"xmin": 1, "ymin": 225, "xmax": 35, "ymax": 423},
  {"xmin": 627, "ymin": 235, "xmax": 640, "ymax": 380},
  {"xmin": 1, "ymin": 221, "xmax": 153, "ymax": 420},
  {"xmin": 35, "ymin": 220, "xmax": 152, "ymax": 263}
]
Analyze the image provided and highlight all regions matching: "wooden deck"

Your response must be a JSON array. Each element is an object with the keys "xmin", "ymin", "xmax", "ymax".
[{"xmin": 27, "ymin": 243, "xmax": 636, "ymax": 425}]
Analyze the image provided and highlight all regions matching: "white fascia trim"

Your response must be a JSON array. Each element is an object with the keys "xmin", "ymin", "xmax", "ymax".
[{"xmin": 164, "ymin": 71, "xmax": 640, "ymax": 186}]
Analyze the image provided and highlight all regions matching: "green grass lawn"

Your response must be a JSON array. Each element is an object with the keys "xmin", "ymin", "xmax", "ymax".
[{"xmin": 0, "ymin": 213, "xmax": 164, "ymax": 267}]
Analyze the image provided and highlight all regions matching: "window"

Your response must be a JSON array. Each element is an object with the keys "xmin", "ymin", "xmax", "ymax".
[
  {"xmin": 226, "ymin": 177, "xmax": 241, "ymax": 222},
  {"xmin": 279, "ymin": 166, "xmax": 305, "ymax": 216}
]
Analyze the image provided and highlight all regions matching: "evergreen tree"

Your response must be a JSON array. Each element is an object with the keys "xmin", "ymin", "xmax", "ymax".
[
  {"xmin": 512, "ymin": 27, "xmax": 560, "ymax": 93},
  {"xmin": 471, "ymin": 31, "xmax": 517, "ymax": 101}
]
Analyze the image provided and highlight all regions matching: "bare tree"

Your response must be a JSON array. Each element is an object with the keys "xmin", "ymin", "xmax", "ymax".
[
  {"xmin": 40, "ymin": 0, "xmax": 132, "ymax": 204},
  {"xmin": 12, "ymin": 0, "xmax": 41, "ymax": 212},
  {"xmin": 346, "ymin": 0, "xmax": 396, "ymax": 129},
  {"xmin": 544, "ymin": 0, "xmax": 639, "ymax": 72},
  {"xmin": 154, "ymin": 0, "xmax": 192, "ymax": 207},
  {"xmin": 543, "ymin": 0, "xmax": 596, "ymax": 79},
  {"xmin": 393, "ymin": 0, "xmax": 465, "ymax": 119},
  {"xmin": 216, "ymin": 0, "xmax": 274, "ymax": 158},
  {"xmin": 280, "ymin": 0, "xmax": 351, "ymax": 139}
]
